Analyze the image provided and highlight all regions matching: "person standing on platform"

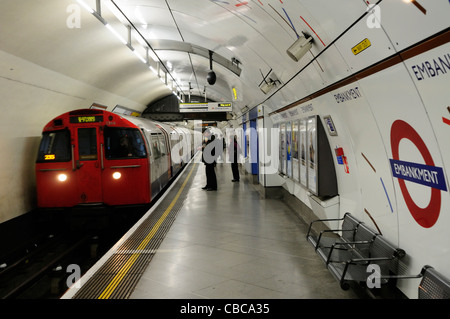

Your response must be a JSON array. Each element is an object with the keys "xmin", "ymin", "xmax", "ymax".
[
  {"xmin": 229, "ymin": 135, "xmax": 241, "ymax": 182},
  {"xmin": 202, "ymin": 129, "xmax": 218, "ymax": 191}
]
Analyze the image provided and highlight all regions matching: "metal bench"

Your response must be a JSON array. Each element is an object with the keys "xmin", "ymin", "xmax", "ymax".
[
  {"xmin": 306, "ymin": 213, "xmax": 406, "ymax": 290},
  {"xmin": 327, "ymin": 234, "xmax": 406, "ymax": 290},
  {"xmin": 306, "ymin": 213, "xmax": 374, "ymax": 264},
  {"xmin": 325, "ymin": 223, "xmax": 378, "ymax": 265},
  {"xmin": 418, "ymin": 266, "xmax": 450, "ymax": 299},
  {"xmin": 383, "ymin": 265, "xmax": 450, "ymax": 299},
  {"xmin": 306, "ymin": 213, "xmax": 362, "ymax": 256}
]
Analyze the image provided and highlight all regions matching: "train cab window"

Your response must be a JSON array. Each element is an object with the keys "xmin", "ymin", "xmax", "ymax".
[
  {"xmin": 104, "ymin": 127, "xmax": 147, "ymax": 159},
  {"xmin": 78, "ymin": 128, "xmax": 98, "ymax": 161},
  {"xmin": 36, "ymin": 130, "xmax": 71, "ymax": 162}
]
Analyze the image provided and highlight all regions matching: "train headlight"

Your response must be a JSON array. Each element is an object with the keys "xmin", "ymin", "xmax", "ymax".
[
  {"xmin": 57, "ymin": 174, "xmax": 68, "ymax": 182},
  {"xmin": 112, "ymin": 172, "xmax": 121, "ymax": 180}
]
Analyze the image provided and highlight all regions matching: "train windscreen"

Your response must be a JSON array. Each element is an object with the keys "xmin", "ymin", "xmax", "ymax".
[
  {"xmin": 36, "ymin": 130, "xmax": 71, "ymax": 162},
  {"xmin": 104, "ymin": 127, "xmax": 147, "ymax": 159},
  {"xmin": 78, "ymin": 128, "xmax": 98, "ymax": 161}
]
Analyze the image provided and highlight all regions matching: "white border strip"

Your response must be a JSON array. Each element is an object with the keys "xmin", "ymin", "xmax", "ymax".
[{"xmin": 61, "ymin": 152, "xmax": 200, "ymax": 299}]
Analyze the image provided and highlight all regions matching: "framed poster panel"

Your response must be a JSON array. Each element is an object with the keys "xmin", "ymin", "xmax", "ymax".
[
  {"xmin": 307, "ymin": 116, "xmax": 318, "ymax": 194},
  {"xmin": 275, "ymin": 124, "xmax": 280, "ymax": 173},
  {"xmin": 246, "ymin": 127, "xmax": 250, "ymax": 160},
  {"xmin": 286, "ymin": 122, "xmax": 292, "ymax": 177},
  {"xmin": 279, "ymin": 123, "xmax": 286, "ymax": 175},
  {"xmin": 299, "ymin": 118, "xmax": 308, "ymax": 187},
  {"xmin": 292, "ymin": 121, "xmax": 299, "ymax": 182}
]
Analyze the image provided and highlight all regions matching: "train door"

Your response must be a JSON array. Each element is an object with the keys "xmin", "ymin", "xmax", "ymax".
[
  {"xmin": 74, "ymin": 127, "xmax": 103, "ymax": 204},
  {"xmin": 158, "ymin": 134, "xmax": 170, "ymax": 183},
  {"xmin": 141, "ymin": 128, "xmax": 153, "ymax": 198},
  {"xmin": 150, "ymin": 133, "xmax": 163, "ymax": 196},
  {"xmin": 171, "ymin": 128, "xmax": 182, "ymax": 174}
]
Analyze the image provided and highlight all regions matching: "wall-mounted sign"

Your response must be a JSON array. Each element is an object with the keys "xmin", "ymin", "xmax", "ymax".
[
  {"xmin": 352, "ymin": 38, "xmax": 371, "ymax": 55},
  {"xmin": 390, "ymin": 119, "xmax": 447, "ymax": 228},
  {"xmin": 112, "ymin": 105, "xmax": 141, "ymax": 117},
  {"xmin": 333, "ymin": 87, "xmax": 362, "ymax": 104},
  {"xmin": 323, "ymin": 115, "xmax": 338, "ymax": 136},
  {"xmin": 179, "ymin": 102, "xmax": 232, "ymax": 113}
]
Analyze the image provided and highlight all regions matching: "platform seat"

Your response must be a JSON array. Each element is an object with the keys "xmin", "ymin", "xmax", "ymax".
[
  {"xmin": 306, "ymin": 213, "xmax": 406, "ymax": 290},
  {"xmin": 418, "ymin": 266, "xmax": 450, "ymax": 299},
  {"xmin": 306, "ymin": 213, "xmax": 362, "ymax": 262},
  {"xmin": 327, "ymin": 234, "xmax": 405, "ymax": 290},
  {"xmin": 325, "ymin": 223, "xmax": 378, "ymax": 266},
  {"xmin": 306, "ymin": 213, "xmax": 370, "ymax": 264}
]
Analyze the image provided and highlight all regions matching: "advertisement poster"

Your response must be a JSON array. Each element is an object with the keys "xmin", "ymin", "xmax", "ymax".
[
  {"xmin": 292, "ymin": 121, "xmax": 299, "ymax": 182},
  {"xmin": 279, "ymin": 123, "xmax": 286, "ymax": 175},
  {"xmin": 307, "ymin": 116, "xmax": 317, "ymax": 194},
  {"xmin": 300, "ymin": 118, "xmax": 308, "ymax": 187},
  {"xmin": 286, "ymin": 122, "xmax": 292, "ymax": 177}
]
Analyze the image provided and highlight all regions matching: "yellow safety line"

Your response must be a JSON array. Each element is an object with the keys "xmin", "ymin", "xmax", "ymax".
[{"xmin": 98, "ymin": 163, "xmax": 197, "ymax": 299}]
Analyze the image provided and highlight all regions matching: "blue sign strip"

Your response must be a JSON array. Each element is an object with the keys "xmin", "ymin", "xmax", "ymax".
[{"xmin": 389, "ymin": 159, "xmax": 448, "ymax": 191}]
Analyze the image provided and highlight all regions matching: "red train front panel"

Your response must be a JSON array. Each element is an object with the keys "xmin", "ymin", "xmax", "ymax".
[{"xmin": 36, "ymin": 110, "xmax": 150, "ymax": 208}]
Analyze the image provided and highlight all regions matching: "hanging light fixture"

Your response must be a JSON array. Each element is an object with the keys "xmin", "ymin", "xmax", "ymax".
[{"xmin": 207, "ymin": 50, "xmax": 217, "ymax": 85}]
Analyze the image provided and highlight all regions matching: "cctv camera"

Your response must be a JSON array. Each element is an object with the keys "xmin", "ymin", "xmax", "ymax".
[{"xmin": 286, "ymin": 35, "xmax": 313, "ymax": 62}]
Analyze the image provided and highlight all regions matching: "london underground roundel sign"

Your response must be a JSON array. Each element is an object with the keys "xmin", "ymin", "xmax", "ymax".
[{"xmin": 390, "ymin": 120, "xmax": 447, "ymax": 228}]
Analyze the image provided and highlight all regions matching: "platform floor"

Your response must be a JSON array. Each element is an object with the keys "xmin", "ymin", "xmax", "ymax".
[{"xmin": 129, "ymin": 160, "xmax": 359, "ymax": 299}]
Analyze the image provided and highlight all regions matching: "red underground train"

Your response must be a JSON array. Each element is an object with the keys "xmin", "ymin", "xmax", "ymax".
[{"xmin": 35, "ymin": 109, "xmax": 197, "ymax": 208}]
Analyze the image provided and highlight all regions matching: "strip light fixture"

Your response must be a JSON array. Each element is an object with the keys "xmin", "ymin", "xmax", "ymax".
[
  {"xmin": 105, "ymin": 23, "xmax": 127, "ymax": 45},
  {"xmin": 76, "ymin": 0, "xmax": 94, "ymax": 13},
  {"xmin": 75, "ymin": 0, "xmax": 183, "ymax": 95}
]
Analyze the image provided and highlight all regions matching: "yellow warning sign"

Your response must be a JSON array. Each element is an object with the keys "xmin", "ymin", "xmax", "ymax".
[{"xmin": 352, "ymin": 38, "xmax": 371, "ymax": 55}]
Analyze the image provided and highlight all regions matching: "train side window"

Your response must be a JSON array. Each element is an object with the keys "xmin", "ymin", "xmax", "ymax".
[
  {"xmin": 78, "ymin": 128, "xmax": 98, "ymax": 161},
  {"xmin": 36, "ymin": 129, "xmax": 71, "ymax": 162},
  {"xmin": 150, "ymin": 134, "xmax": 161, "ymax": 160},
  {"xmin": 104, "ymin": 127, "xmax": 147, "ymax": 159},
  {"xmin": 178, "ymin": 134, "xmax": 184, "ymax": 157},
  {"xmin": 158, "ymin": 135, "xmax": 167, "ymax": 156}
]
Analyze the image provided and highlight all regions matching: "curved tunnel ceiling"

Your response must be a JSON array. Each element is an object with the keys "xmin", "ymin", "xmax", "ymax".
[{"xmin": 1, "ymin": 0, "xmax": 447, "ymax": 115}]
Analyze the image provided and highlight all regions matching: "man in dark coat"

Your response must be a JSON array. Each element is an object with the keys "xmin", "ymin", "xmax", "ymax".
[
  {"xmin": 202, "ymin": 129, "xmax": 218, "ymax": 191},
  {"xmin": 228, "ymin": 136, "xmax": 241, "ymax": 182}
]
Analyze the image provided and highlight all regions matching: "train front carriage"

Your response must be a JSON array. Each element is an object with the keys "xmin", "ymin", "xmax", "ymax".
[{"xmin": 36, "ymin": 109, "xmax": 150, "ymax": 208}]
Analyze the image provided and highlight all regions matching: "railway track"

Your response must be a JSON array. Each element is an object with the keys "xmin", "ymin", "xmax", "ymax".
[
  {"xmin": 0, "ymin": 232, "xmax": 98, "ymax": 299},
  {"xmin": 0, "ymin": 209, "xmax": 149, "ymax": 299},
  {"xmin": 0, "ymin": 162, "xmax": 184, "ymax": 299}
]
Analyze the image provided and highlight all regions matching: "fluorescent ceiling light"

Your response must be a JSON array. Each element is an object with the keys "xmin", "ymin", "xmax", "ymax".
[
  {"xmin": 76, "ymin": 0, "xmax": 94, "ymax": 13},
  {"xmin": 148, "ymin": 49, "xmax": 159, "ymax": 62},
  {"xmin": 149, "ymin": 66, "xmax": 157, "ymax": 75},
  {"xmin": 133, "ymin": 49, "xmax": 147, "ymax": 63},
  {"xmin": 105, "ymin": 23, "xmax": 127, "ymax": 45}
]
